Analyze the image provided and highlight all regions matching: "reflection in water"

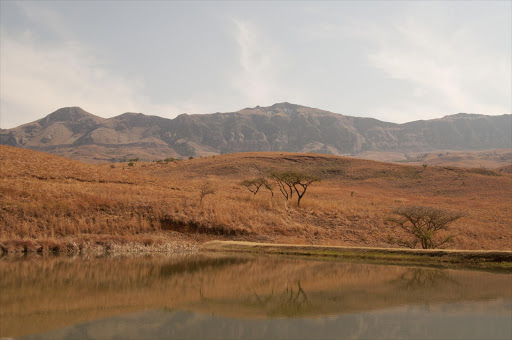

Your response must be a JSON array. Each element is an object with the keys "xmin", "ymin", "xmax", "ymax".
[
  {"xmin": 160, "ymin": 256, "xmax": 252, "ymax": 277},
  {"xmin": 18, "ymin": 303, "xmax": 512, "ymax": 340},
  {"xmin": 247, "ymin": 281, "xmax": 311, "ymax": 317},
  {"xmin": 1, "ymin": 254, "xmax": 511, "ymax": 339},
  {"xmin": 392, "ymin": 268, "xmax": 461, "ymax": 290}
]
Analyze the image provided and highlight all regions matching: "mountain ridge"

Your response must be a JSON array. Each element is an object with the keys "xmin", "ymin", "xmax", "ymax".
[{"xmin": 1, "ymin": 103, "xmax": 510, "ymax": 163}]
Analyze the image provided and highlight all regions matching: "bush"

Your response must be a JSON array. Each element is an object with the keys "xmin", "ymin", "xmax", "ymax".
[{"xmin": 199, "ymin": 181, "xmax": 217, "ymax": 205}]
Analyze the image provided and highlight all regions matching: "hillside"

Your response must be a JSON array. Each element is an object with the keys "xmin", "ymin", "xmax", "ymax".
[
  {"xmin": 356, "ymin": 149, "xmax": 512, "ymax": 169},
  {"xmin": 1, "ymin": 103, "xmax": 510, "ymax": 163},
  {"xmin": 1, "ymin": 145, "xmax": 511, "ymax": 251}
]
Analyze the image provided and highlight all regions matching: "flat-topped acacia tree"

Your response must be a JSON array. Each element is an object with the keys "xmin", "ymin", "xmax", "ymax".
[
  {"xmin": 240, "ymin": 177, "xmax": 273, "ymax": 198},
  {"xmin": 270, "ymin": 171, "xmax": 321, "ymax": 207}
]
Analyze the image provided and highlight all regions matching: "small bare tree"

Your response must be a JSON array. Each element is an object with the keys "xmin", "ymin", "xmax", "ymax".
[
  {"xmin": 199, "ymin": 181, "xmax": 217, "ymax": 205},
  {"xmin": 389, "ymin": 206, "xmax": 462, "ymax": 249}
]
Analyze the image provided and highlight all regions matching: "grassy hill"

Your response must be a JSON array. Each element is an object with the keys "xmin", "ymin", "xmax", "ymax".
[
  {"xmin": 353, "ymin": 149, "xmax": 512, "ymax": 169},
  {"xmin": 1, "ymin": 145, "xmax": 511, "ymax": 252}
]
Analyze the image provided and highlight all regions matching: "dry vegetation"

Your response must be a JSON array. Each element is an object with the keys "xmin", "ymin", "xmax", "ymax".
[
  {"xmin": 386, "ymin": 148, "xmax": 512, "ymax": 169},
  {"xmin": 1, "ymin": 145, "xmax": 511, "ymax": 252}
]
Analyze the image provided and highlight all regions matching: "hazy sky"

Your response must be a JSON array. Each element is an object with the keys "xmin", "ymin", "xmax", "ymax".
[{"xmin": 1, "ymin": 1, "xmax": 510, "ymax": 128}]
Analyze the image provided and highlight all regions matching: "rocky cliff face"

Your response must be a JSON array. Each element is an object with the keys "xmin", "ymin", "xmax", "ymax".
[{"xmin": 1, "ymin": 103, "xmax": 510, "ymax": 162}]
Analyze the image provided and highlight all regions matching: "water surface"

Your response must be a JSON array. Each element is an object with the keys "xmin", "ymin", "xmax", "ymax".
[{"xmin": 1, "ymin": 254, "xmax": 511, "ymax": 339}]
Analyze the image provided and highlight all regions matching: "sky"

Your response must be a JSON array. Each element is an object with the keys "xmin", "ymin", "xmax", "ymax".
[{"xmin": 0, "ymin": 1, "xmax": 510, "ymax": 129}]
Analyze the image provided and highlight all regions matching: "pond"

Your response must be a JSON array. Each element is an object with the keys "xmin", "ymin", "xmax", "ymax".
[{"xmin": 1, "ymin": 253, "xmax": 511, "ymax": 340}]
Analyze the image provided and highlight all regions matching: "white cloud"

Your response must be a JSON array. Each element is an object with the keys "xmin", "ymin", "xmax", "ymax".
[
  {"xmin": 15, "ymin": 1, "xmax": 70, "ymax": 40},
  {"xmin": 291, "ymin": 6, "xmax": 511, "ymax": 122},
  {"xmin": 231, "ymin": 18, "xmax": 303, "ymax": 107},
  {"xmin": 0, "ymin": 31, "xmax": 174, "ymax": 128},
  {"xmin": 1, "ymin": 2, "xmax": 509, "ymax": 128},
  {"xmin": 367, "ymin": 18, "xmax": 511, "ymax": 120},
  {"xmin": 232, "ymin": 18, "xmax": 274, "ymax": 104},
  {"xmin": 0, "ymin": 2, "xmax": 202, "ymax": 128}
]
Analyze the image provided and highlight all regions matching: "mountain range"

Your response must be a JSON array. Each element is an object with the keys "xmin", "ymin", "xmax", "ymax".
[{"xmin": 1, "ymin": 103, "xmax": 510, "ymax": 163}]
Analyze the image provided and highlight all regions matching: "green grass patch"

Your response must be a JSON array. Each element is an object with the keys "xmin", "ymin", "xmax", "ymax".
[{"xmin": 201, "ymin": 241, "xmax": 512, "ymax": 272}]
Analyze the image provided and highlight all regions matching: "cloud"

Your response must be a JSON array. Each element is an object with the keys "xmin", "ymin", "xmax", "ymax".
[
  {"xmin": 232, "ymin": 18, "xmax": 274, "ymax": 104},
  {"xmin": 0, "ymin": 3, "xmax": 199, "ymax": 128},
  {"xmin": 14, "ymin": 1, "xmax": 70, "ymax": 40},
  {"xmin": 366, "ymin": 17, "xmax": 511, "ymax": 120},
  {"xmin": 290, "ymin": 4, "xmax": 511, "ymax": 122},
  {"xmin": 231, "ymin": 18, "xmax": 302, "ymax": 107},
  {"xmin": 0, "ymin": 31, "xmax": 175, "ymax": 128}
]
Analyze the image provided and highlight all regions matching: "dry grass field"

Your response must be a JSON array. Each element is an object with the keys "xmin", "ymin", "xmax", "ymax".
[
  {"xmin": 354, "ymin": 149, "xmax": 512, "ymax": 169},
  {"xmin": 1, "ymin": 145, "xmax": 511, "ymax": 251},
  {"xmin": 395, "ymin": 149, "xmax": 512, "ymax": 169}
]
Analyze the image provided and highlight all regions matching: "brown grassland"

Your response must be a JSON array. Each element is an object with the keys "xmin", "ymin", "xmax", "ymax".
[
  {"xmin": 0, "ymin": 144, "xmax": 511, "ymax": 252},
  {"xmin": 356, "ymin": 148, "xmax": 512, "ymax": 170}
]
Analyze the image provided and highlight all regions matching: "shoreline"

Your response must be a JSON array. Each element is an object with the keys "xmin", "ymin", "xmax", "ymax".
[
  {"xmin": 2, "ymin": 237, "xmax": 512, "ymax": 272},
  {"xmin": 201, "ymin": 240, "xmax": 512, "ymax": 271},
  {"xmin": 0, "ymin": 236, "xmax": 199, "ymax": 255}
]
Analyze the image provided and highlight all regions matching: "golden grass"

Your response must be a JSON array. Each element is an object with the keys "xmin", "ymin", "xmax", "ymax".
[
  {"xmin": 356, "ymin": 149, "xmax": 512, "ymax": 169},
  {"xmin": 1, "ymin": 145, "xmax": 511, "ymax": 250}
]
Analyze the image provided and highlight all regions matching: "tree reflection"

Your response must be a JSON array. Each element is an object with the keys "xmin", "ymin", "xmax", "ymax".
[
  {"xmin": 248, "ymin": 280, "xmax": 311, "ymax": 317},
  {"xmin": 392, "ymin": 268, "xmax": 460, "ymax": 290},
  {"xmin": 160, "ymin": 256, "xmax": 251, "ymax": 277}
]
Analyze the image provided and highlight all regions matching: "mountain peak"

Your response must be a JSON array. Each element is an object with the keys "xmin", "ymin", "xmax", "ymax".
[
  {"xmin": 440, "ymin": 113, "xmax": 484, "ymax": 121},
  {"xmin": 115, "ymin": 112, "xmax": 146, "ymax": 119},
  {"xmin": 37, "ymin": 107, "xmax": 104, "ymax": 129},
  {"xmin": 46, "ymin": 107, "xmax": 94, "ymax": 122},
  {"xmin": 270, "ymin": 102, "xmax": 301, "ymax": 110}
]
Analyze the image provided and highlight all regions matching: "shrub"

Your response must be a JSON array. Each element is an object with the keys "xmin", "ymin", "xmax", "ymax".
[{"xmin": 199, "ymin": 181, "xmax": 217, "ymax": 205}]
